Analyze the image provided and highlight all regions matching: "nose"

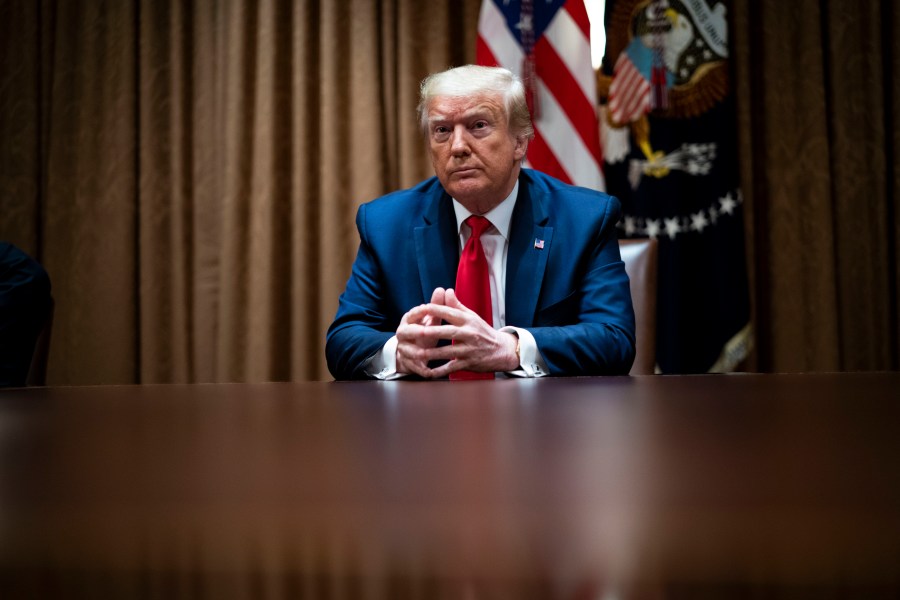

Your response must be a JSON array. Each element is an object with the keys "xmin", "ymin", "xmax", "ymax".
[{"xmin": 449, "ymin": 125, "xmax": 470, "ymax": 156}]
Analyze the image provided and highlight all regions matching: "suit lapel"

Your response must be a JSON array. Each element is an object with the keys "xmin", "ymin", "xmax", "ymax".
[
  {"xmin": 506, "ymin": 173, "xmax": 552, "ymax": 327},
  {"xmin": 414, "ymin": 190, "xmax": 458, "ymax": 301}
]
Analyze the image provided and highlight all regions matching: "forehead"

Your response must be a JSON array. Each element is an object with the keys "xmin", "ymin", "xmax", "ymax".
[{"xmin": 426, "ymin": 93, "xmax": 506, "ymax": 121}]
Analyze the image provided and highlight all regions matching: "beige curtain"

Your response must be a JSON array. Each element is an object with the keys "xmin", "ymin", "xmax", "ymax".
[
  {"xmin": 732, "ymin": 0, "xmax": 900, "ymax": 372},
  {"xmin": 0, "ymin": 0, "xmax": 480, "ymax": 384}
]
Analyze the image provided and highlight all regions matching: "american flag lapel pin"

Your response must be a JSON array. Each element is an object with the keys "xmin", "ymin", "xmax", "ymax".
[{"xmin": 534, "ymin": 238, "xmax": 545, "ymax": 250}]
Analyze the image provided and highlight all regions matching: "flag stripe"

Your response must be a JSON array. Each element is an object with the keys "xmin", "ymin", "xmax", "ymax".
[
  {"xmin": 526, "ymin": 131, "xmax": 573, "ymax": 184},
  {"xmin": 543, "ymin": 5, "xmax": 595, "ymax": 103},
  {"xmin": 534, "ymin": 78, "xmax": 604, "ymax": 189},
  {"xmin": 562, "ymin": 0, "xmax": 591, "ymax": 39},
  {"xmin": 534, "ymin": 38, "xmax": 602, "ymax": 165},
  {"xmin": 476, "ymin": 35, "xmax": 499, "ymax": 67}
]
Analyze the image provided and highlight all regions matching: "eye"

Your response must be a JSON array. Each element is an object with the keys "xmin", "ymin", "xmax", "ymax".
[
  {"xmin": 432, "ymin": 126, "xmax": 450, "ymax": 141},
  {"xmin": 470, "ymin": 120, "xmax": 492, "ymax": 136}
]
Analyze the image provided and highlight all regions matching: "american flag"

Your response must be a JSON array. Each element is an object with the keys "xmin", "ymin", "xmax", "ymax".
[
  {"xmin": 477, "ymin": 0, "xmax": 605, "ymax": 191},
  {"xmin": 608, "ymin": 38, "xmax": 653, "ymax": 124}
]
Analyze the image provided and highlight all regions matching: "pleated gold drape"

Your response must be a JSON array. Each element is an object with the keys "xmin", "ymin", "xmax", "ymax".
[
  {"xmin": 0, "ymin": 0, "xmax": 480, "ymax": 384},
  {"xmin": 732, "ymin": 0, "xmax": 900, "ymax": 372}
]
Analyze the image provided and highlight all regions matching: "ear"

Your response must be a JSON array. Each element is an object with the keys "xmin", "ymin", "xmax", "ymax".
[{"xmin": 513, "ymin": 135, "xmax": 529, "ymax": 161}]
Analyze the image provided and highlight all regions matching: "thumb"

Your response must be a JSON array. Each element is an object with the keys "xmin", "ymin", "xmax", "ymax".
[
  {"xmin": 430, "ymin": 287, "xmax": 446, "ymax": 305},
  {"xmin": 444, "ymin": 288, "xmax": 467, "ymax": 310}
]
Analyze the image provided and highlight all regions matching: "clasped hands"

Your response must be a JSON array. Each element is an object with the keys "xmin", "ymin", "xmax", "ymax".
[{"xmin": 395, "ymin": 287, "xmax": 519, "ymax": 379}]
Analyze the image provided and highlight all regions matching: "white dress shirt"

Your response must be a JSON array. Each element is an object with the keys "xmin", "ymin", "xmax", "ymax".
[{"xmin": 365, "ymin": 181, "xmax": 550, "ymax": 379}]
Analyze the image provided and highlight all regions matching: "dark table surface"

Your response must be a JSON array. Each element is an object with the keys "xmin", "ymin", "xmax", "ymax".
[{"xmin": 1, "ymin": 373, "xmax": 899, "ymax": 598}]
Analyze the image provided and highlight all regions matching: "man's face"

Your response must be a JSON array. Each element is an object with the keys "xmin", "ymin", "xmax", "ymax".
[{"xmin": 425, "ymin": 93, "xmax": 527, "ymax": 214}]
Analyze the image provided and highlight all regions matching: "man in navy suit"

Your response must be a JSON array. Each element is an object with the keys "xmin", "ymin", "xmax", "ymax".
[
  {"xmin": 0, "ymin": 242, "xmax": 52, "ymax": 387},
  {"xmin": 326, "ymin": 65, "xmax": 635, "ymax": 380}
]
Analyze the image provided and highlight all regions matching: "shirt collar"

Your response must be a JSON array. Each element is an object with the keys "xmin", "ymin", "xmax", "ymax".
[{"xmin": 451, "ymin": 179, "xmax": 519, "ymax": 240}]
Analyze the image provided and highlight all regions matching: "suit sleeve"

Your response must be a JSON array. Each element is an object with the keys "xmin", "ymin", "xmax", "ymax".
[
  {"xmin": 325, "ymin": 205, "xmax": 394, "ymax": 380},
  {"xmin": 527, "ymin": 196, "xmax": 637, "ymax": 376}
]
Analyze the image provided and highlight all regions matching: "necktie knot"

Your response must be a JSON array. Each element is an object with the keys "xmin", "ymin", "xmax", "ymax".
[{"xmin": 466, "ymin": 215, "xmax": 492, "ymax": 239}]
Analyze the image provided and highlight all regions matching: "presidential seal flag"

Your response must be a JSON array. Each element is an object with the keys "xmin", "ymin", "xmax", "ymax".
[
  {"xmin": 477, "ymin": 0, "xmax": 604, "ymax": 191},
  {"xmin": 599, "ymin": 0, "xmax": 752, "ymax": 373}
]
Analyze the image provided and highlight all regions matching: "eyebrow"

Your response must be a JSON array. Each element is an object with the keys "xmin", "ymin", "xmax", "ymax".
[{"xmin": 428, "ymin": 105, "xmax": 500, "ymax": 124}]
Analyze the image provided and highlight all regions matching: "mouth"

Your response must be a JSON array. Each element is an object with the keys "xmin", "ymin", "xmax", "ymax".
[{"xmin": 451, "ymin": 167, "xmax": 479, "ymax": 177}]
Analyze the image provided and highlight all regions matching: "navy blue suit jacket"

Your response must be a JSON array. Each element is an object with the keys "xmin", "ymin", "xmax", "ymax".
[
  {"xmin": 326, "ymin": 169, "xmax": 635, "ymax": 380},
  {"xmin": 0, "ymin": 243, "xmax": 52, "ymax": 387}
]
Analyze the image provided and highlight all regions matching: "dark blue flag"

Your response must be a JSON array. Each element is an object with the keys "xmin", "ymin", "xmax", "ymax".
[{"xmin": 600, "ymin": 0, "xmax": 751, "ymax": 373}]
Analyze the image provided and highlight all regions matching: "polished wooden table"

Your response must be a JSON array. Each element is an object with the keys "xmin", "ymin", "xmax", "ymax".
[{"xmin": 1, "ymin": 373, "xmax": 899, "ymax": 598}]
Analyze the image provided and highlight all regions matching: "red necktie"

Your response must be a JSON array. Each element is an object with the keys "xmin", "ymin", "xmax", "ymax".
[{"xmin": 451, "ymin": 215, "xmax": 495, "ymax": 381}]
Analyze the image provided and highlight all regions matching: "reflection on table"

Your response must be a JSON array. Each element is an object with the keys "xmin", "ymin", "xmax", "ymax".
[{"xmin": 1, "ymin": 373, "xmax": 899, "ymax": 598}]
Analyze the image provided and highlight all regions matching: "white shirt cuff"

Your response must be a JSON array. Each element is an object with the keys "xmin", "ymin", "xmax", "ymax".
[
  {"xmin": 362, "ymin": 335, "xmax": 407, "ymax": 380},
  {"xmin": 501, "ymin": 326, "xmax": 549, "ymax": 378}
]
